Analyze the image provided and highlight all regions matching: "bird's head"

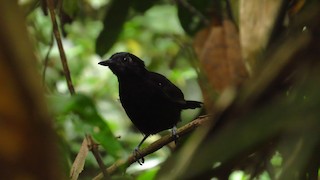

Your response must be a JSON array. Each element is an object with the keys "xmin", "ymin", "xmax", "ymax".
[{"xmin": 98, "ymin": 52, "xmax": 146, "ymax": 77}]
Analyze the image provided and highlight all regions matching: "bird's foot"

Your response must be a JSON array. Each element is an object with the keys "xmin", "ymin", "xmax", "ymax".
[
  {"xmin": 133, "ymin": 147, "xmax": 144, "ymax": 165},
  {"xmin": 171, "ymin": 126, "xmax": 179, "ymax": 144}
]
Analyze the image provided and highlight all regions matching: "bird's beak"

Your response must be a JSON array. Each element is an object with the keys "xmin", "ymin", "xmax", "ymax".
[{"xmin": 98, "ymin": 59, "xmax": 111, "ymax": 66}]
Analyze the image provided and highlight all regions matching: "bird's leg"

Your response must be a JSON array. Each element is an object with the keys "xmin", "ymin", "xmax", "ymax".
[
  {"xmin": 171, "ymin": 126, "xmax": 179, "ymax": 144},
  {"xmin": 133, "ymin": 134, "xmax": 149, "ymax": 165}
]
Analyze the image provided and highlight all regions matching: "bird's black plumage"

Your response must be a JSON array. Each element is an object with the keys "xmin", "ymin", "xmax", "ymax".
[{"xmin": 99, "ymin": 52, "xmax": 202, "ymax": 162}]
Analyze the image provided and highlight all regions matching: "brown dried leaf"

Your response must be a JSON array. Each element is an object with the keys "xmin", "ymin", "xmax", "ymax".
[
  {"xmin": 70, "ymin": 137, "xmax": 89, "ymax": 180},
  {"xmin": 194, "ymin": 19, "xmax": 248, "ymax": 109}
]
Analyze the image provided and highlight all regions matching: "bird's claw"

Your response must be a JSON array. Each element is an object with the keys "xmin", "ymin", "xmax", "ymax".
[
  {"xmin": 133, "ymin": 147, "xmax": 144, "ymax": 165},
  {"xmin": 171, "ymin": 126, "xmax": 179, "ymax": 144}
]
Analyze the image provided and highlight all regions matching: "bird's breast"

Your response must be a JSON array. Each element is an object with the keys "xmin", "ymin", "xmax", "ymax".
[
  {"xmin": 119, "ymin": 82, "xmax": 156, "ymax": 107},
  {"xmin": 117, "ymin": 77, "xmax": 181, "ymax": 134}
]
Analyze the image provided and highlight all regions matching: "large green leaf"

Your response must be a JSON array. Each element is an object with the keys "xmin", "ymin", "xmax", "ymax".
[
  {"xmin": 48, "ymin": 94, "xmax": 124, "ymax": 158},
  {"xmin": 177, "ymin": 0, "xmax": 221, "ymax": 36},
  {"xmin": 95, "ymin": 0, "xmax": 131, "ymax": 56}
]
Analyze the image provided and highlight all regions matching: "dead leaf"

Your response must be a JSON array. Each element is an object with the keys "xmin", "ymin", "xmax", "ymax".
[
  {"xmin": 70, "ymin": 137, "xmax": 89, "ymax": 180},
  {"xmin": 194, "ymin": 19, "xmax": 248, "ymax": 109}
]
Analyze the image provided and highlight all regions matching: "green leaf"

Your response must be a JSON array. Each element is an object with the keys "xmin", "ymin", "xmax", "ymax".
[
  {"xmin": 62, "ymin": 0, "xmax": 79, "ymax": 18},
  {"xmin": 48, "ymin": 94, "xmax": 124, "ymax": 158},
  {"xmin": 177, "ymin": 0, "xmax": 220, "ymax": 35},
  {"xmin": 95, "ymin": 0, "xmax": 131, "ymax": 56}
]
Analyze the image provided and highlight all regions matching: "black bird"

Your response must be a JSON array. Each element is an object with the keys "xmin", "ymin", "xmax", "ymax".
[{"xmin": 99, "ymin": 52, "xmax": 202, "ymax": 163}]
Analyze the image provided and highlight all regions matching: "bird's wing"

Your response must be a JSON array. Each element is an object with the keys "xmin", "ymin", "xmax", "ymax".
[{"xmin": 147, "ymin": 72, "xmax": 186, "ymax": 105}]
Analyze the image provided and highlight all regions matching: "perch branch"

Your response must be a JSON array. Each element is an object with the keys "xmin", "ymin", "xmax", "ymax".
[{"xmin": 93, "ymin": 115, "xmax": 210, "ymax": 180}]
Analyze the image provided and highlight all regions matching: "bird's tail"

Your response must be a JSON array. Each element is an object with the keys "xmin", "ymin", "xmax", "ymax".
[{"xmin": 181, "ymin": 100, "xmax": 203, "ymax": 109}]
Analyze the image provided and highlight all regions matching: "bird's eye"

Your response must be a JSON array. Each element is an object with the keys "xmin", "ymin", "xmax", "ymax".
[{"xmin": 123, "ymin": 56, "xmax": 132, "ymax": 62}]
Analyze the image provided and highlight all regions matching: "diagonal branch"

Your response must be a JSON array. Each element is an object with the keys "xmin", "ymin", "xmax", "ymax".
[
  {"xmin": 86, "ymin": 135, "xmax": 110, "ymax": 180},
  {"xmin": 92, "ymin": 115, "xmax": 210, "ymax": 180},
  {"xmin": 46, "ymin": 0, "xmax": 75, "ymax": 95}
]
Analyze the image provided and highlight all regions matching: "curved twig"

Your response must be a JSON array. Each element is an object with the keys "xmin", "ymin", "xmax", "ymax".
[{"xmin": 42, "ymin": 33, "xmax": 54, "ymax": 85}]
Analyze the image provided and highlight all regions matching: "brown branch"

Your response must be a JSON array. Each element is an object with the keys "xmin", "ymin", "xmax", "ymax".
[
  {"xmin": 42, "ymin": 33, "xmax": 54, "ymax": 85},
  {"xmin": 86, "ymin": 135, "xmax": 110, "ymax": 180},
  {"xmin": 92, "ymin": 115, "xmax": 210, "ymax": 180},
  {"xmin": 46, "ymin": 0, "xmax": 75, "ymax": 95}
]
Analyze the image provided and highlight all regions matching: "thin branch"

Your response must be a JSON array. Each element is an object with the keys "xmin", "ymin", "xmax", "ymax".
[
  {"xmin": 86, "ymin": 135, "xmax": 110, "ymax": 180},
  {"xmin": 42, "ymin": 33, "xmax": 54, "ymax": 85},
  {"xmin": 175, "ymin": 0, "xmax": 210, "ymax": 26},
  {"xmin": 92, "ymin": 115, "xmax": 210, "ymax": 180},
  {"xmin": 46, "ymin": 0, "xmax": 75, "ymax": 95}
]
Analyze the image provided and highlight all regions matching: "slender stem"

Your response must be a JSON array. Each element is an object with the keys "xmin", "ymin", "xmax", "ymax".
[
  {"xmin": 46, "ymin": 0, "xmax": 75, "ymax": 95},
  {"xmin": 86, "ymin": 135, "xmax": 110, "ymax": 180},
  {"xmin": 42, "ymin": 33, "xmax": 54, "ymax": 85}
]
